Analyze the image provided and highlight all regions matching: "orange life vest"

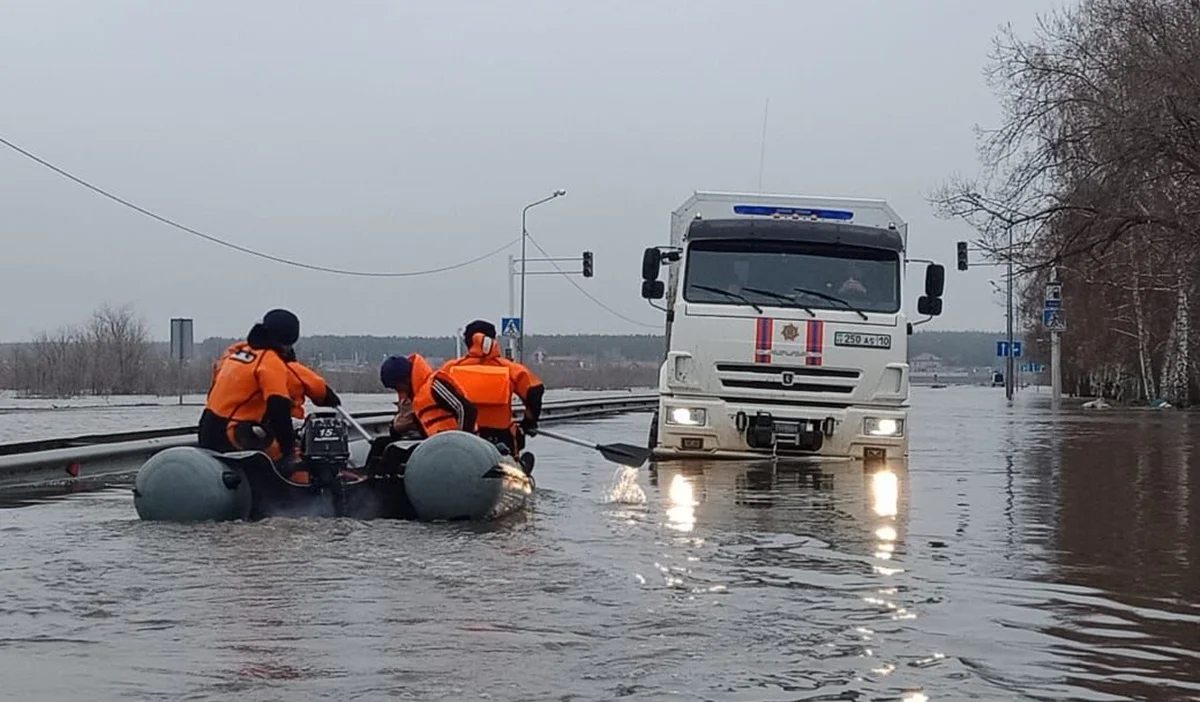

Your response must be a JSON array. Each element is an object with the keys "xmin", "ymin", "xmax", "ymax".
[
  {"xmin": 443, "ymin": 364, "xmax": 512, "ymax": 429},
  {"xmin": 441, "ymin": 333, "xmax": 542, "ymax": 431}
]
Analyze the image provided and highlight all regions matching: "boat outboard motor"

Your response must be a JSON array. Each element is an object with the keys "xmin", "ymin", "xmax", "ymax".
[{"xmin": 299, "ymin": 409, "xmax": 351, "ymax": 497}]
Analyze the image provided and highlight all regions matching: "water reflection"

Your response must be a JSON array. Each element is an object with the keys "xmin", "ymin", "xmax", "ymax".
[
  {"xmin": 648, "ymin": 458, "xmax": 910, "ymax": 564},
  {"xmin": 1026, "ymin": 404, "xmax": 1200, "ymax": 700},
  {"xmin": 871, "ymin": 468, "xmax": 899, "ymax": 518},
  {"xmin": 643, "ymin": 458, "xmax": 925, "ymax": 696},
  {"xmin": 664, "ymin": 473, "xmax": 697, "ymax": 532}
]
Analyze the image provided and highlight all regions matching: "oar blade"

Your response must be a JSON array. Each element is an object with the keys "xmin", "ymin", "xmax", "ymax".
[{"xmin": 598, "ymin": 442, "xmax": 652, "ymax": 468}]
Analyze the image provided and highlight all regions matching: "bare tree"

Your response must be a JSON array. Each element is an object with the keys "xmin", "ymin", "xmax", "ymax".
[
  {"xmin": 85, "ymin": 303, "xmax": 152, "ymax": 394},
  {"xmin": 933, "ymin": 0, "xmax": 1200, "ymax": 405}
]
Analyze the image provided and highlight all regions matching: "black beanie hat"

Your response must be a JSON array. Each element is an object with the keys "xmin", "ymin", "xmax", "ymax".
[{"xmin": 262, "ymin": 308, "xmax": 300, "ymax": 347}]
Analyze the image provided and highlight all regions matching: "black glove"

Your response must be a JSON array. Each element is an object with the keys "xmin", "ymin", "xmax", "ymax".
[
  {"xmin": 315, "ymin": 387, "xmax": 341, "ymax": 408},
  {"xmin": 520, "ymin": 415, "xmax": 538, "ymax": 436}
]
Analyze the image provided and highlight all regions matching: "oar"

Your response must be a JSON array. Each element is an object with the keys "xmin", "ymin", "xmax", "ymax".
[
  {"xmin": 532, "ymin": 428, "xmax": 652, "ymax": 468},
  {"xmin": 336, "ymin": 406, "xmax": 376, "ymax": 443}
]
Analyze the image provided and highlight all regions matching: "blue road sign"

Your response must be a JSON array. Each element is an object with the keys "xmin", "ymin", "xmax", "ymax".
[
  {"xmin": 1013, "ymin": 341, "xmax": 1023, "ymax": 358},
  {"xmin": 1043, "ymin": 307, "xmax": 1066, "ymax": 331},
  {"xmin": 1044, "ymin": 281, "xmax": 1062, "ymax": 307},
  {"xmin": 996, "ymin": 340, "xmax": 1010, "ymax": 358},
  {"xmin": 501, "ymin": 317, "xmax": 522, "ymax": 338}
]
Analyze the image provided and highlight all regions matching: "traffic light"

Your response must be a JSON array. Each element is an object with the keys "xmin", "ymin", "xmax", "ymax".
[
  {"xmin": 956, "ymin": 241, "xmax": 969, "ymax": 271},
  {"xmin": 582, "ymin": 250, "xmax": 594, "ymax": 278}
]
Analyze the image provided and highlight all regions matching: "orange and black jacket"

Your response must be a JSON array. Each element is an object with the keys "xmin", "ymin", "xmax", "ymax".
[
  {"xmin": 199, "ymin": 341, "xmax": 295, "ymax": 461},
  {"xmin": 211, "ymin": 343, "xmax": 336, "ymax": 421},
  {"xmin": 281, "ymin": 352, "xmax": 338, "ymax": 420},
  {"xmin": 439, "ymin": 333, "xmax": 545, "ymax": 431},
  {"xmin": 404, "ymin": 353, "xmax": 478, "ymax": 438}
]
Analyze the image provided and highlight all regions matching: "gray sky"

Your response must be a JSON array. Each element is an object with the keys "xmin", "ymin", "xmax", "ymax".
[{"xmin": 0, "ymin": 0, "xmax": 1062, "ymax": 342}]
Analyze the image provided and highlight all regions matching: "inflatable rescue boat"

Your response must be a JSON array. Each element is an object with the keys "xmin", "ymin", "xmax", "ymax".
[{"xmin": 132, "ymin": 409, "xmax": 535, "ymax": 523}]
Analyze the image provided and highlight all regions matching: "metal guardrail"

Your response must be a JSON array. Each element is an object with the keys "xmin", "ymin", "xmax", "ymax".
[{"xmin": 0, "ymin": 393, "xmax": 658, "ymax": 489}]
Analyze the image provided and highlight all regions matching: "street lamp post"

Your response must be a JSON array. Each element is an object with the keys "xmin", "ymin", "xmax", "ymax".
[
  {"xmin": 518, "ymin": 189, "xmax": 567, "ymax": 362},
  {"xmin": 1005, "ymin": 225, "xmax": 1015, "ymax": 403}
]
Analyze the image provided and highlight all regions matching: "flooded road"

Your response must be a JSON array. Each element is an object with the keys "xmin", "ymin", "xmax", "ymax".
[{"xmin": 1, "ymin": 386, "xmax": 1198, "ymax": 701}]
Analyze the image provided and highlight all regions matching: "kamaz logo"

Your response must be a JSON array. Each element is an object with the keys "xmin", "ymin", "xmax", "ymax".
[{"xmin": 781, "ymin": 371, "xmax": 795, "ymax": 387}]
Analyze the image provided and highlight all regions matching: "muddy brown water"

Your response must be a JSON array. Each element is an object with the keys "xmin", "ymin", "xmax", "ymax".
[{"xmin": 0, "ymin": 386, "xmax": 1197, "ymax": 701}]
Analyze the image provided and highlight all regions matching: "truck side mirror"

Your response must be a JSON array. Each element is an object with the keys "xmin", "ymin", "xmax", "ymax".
[
  {"xmin": 641, "ymin": 279, "xmax": 665, "ymax": 300},
  {"xmin": 642, "ymin": 248, "xmax": 661, "ymax": 281},
  {"xmin": 925, "ymin": 263, "xmax": 945, "ymax": 298},
  {"xmin": 917, "ymin": 295, "xmax": 943, "ymax": 316}
]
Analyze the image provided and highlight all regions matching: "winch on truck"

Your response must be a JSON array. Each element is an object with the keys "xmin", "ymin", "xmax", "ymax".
[{"xmin": 639, "ymin": 191, "xmax": 946, "ymax": 462}]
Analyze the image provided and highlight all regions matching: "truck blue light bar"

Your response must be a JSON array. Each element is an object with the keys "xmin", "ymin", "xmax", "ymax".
[{"xmin": 732, "ymin": 204, "xmax": 855, "ymax": 221}]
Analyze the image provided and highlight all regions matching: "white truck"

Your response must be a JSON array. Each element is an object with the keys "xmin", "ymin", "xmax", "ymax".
[{"xmin": 640, "ymin": 191, "xmax": 945, "ymax": 463}]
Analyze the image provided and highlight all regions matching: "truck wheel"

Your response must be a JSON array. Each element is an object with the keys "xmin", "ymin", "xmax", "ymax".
[{"xmin": 647, "ymin": 410, "xmax": 659, "ymax": 449}]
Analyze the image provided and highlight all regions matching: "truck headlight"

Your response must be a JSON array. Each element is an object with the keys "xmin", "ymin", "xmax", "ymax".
[
  {"xmin": 666, "ymin": 407, "xmax": 707, "ymax": 426},
  {"xmin": 864, "ymin": 417, "xmax": 903, "ymax": 437}
]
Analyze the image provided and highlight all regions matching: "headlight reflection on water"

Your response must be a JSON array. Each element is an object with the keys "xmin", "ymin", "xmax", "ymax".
[
  {"xmin": 665, "ymin": 473, "xmax": 698, "ymax": 532},
  {"xmin": 870, "ymin": 469, "xmax": 899, "ymax": 518},
  {"xmin": 870, "ymin": 468, "xmax": 900, "ymax": 561}
]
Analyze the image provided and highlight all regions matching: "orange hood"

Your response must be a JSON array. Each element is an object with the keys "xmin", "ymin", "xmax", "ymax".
[{"xmin": 465, "ymin": 333, "xmax": 502, "ymax": 361}]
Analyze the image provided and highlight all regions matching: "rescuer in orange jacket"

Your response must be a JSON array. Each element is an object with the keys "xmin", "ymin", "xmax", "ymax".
[
  {"xmin": 439, "ymin": 320, "xmax": 545, "ymax": 461},
  {"xmin": 209, "ymin": 337, "xmax": 340, "ymax": 421},
  {"xmin": 198, "ymin": 309, "xmax": 338, "ymax": 469},
  {"xmin": 378, "ymin": 353, "xmax": 477, "ymax": 439}
]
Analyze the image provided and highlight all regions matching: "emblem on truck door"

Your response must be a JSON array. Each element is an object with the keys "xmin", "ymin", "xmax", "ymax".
[{"xmin": 781, "ymin": 323, "xmax": 799, "ymax": 341}]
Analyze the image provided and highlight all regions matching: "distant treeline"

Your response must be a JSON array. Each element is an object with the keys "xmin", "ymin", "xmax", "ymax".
[
  {"xmin": 906, "ymin": 330, "xmax": 1004, "ymax": 370},
  {"xmin": 203, "ymin": 333, "xmax": 668, "ymax": 367},
  {"xmin": 0, "ymin": 304, "xmax": 999, "ymax": 397}
]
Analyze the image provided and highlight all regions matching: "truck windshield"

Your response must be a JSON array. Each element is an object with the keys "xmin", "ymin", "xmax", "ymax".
[{"xmin": 682, "ymin": 239, "xmax": 901, "ymax": 314}]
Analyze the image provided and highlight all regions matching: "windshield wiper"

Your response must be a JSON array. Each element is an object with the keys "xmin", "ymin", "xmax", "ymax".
[
  {"xmin": 792, "ymin": 287, "xmax": 869, "ymax": 320},
  {"xmin": 689, "ymin": 284, "xmax": 763, "ymax": 313},
  {"xmin": 741, "ymin": 286, "xmax": 815, "ymax": 317}
]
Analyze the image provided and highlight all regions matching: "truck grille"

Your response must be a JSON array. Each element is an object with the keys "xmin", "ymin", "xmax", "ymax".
[{"xmin": 715, "ymin": 362, "xmax": 860, "ymax": 396}]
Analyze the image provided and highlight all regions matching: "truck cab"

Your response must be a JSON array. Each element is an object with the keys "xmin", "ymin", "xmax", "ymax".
[{"xmin": 640, "ymin": 191, "xmax": 945, "ymax": 462}]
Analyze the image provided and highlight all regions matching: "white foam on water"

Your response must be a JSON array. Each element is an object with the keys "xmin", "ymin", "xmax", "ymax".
[{"xmin": 603, "ymin": 466, "xmax": 646, "ymax": 504}]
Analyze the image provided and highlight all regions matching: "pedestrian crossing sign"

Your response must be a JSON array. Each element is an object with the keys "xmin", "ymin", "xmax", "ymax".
[{"xmin": 501, "ymin": 317, "xmax": 522, "ymax": 338}]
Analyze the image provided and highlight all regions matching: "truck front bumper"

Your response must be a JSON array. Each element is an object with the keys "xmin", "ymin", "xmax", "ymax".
[{"xmin": 653, "ymin": 397, "xmax": 908, "ymax": 462}]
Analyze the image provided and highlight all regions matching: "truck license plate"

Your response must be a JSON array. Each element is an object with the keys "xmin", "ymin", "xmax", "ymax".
[{"xmin": 833, "ymin": 331, "xmax": 891, "ymax": 349}]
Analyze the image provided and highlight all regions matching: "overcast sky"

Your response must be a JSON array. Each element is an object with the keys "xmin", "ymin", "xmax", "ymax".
[{"xmin": 0, "ymin": 0, "xmax": 1063, "ymax": 342}]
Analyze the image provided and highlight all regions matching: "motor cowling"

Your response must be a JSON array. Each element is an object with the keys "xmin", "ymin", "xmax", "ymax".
[{"xmin": 300, "ymin": 410, "xmax": 351, "ymax": 489}]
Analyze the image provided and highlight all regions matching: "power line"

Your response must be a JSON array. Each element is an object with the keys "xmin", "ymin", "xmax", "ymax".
[
  {"xmin": 0, "ymin": 134, "xmax": 518, "ymax": 278},
  {"xmin": 524, "ymin": 233, "xmax": 659, "ymax": 329}
]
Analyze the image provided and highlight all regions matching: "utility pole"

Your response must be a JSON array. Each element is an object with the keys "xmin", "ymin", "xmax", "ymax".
[
  {"xmin": 1046, "ymin": 267, "xmax": 1064, "ymax": 409},
  {"xmin": 507, "ymin": 255, "xmax": 516, "ymax": 359},
  {"xmin": 1005, "ymin": 225, "xmax": 1015, "ymax": 403},
  {"xmin": 518, "ymin": 189, "xmax": 567, "ymax": 363}
]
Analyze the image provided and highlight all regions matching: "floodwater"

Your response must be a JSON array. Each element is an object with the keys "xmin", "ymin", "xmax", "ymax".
[{"xmin": 1, "ymin": 387, "xmax": 1198, "ymax": 701}]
